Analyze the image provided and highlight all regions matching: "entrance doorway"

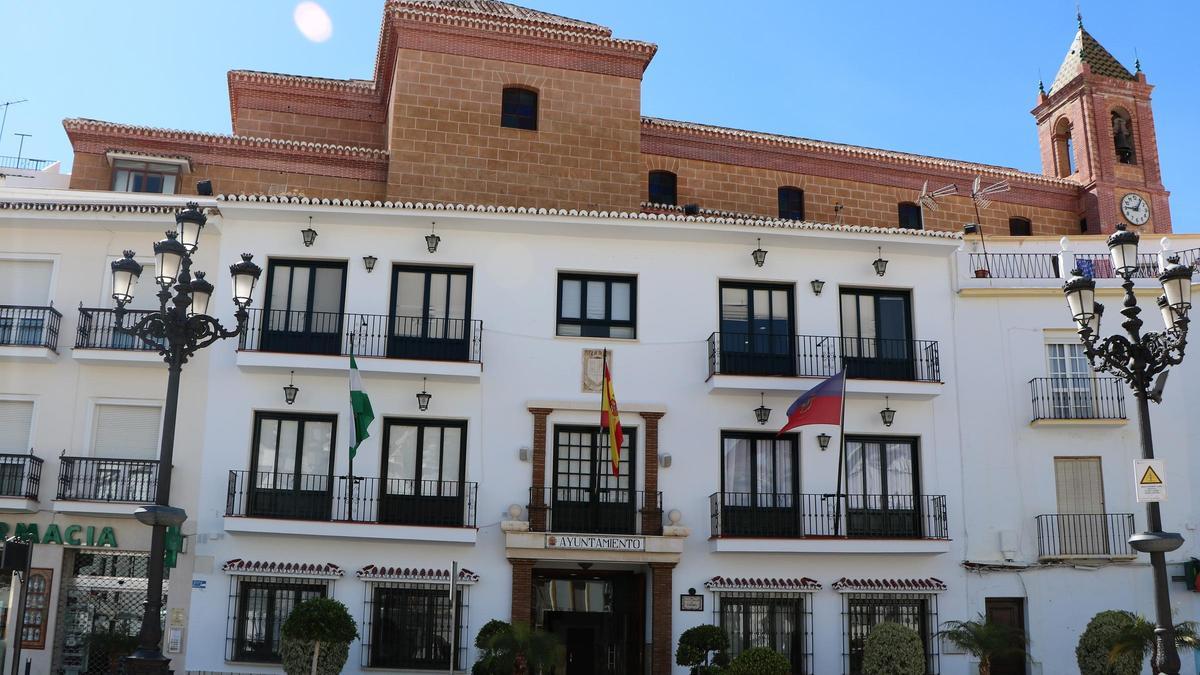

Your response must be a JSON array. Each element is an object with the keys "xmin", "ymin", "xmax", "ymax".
[
  {"xmin": 984, "ymin": 597, "xmax": 1027, "ymax": 675},
  {"xmin": 534, "ymin": 570, "xmax": 645, "ymax": 675}
]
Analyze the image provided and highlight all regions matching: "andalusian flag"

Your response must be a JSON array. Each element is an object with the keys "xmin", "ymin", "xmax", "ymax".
[
  {"xmin": 349, "ymin": 354, "xmax": 374, "ymax": 459},
  {"xmin": 600, "ymin": 350, "xmax": 624, "ymax": 477}
]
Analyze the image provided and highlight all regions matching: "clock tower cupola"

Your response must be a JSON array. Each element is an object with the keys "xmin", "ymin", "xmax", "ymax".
[{"xmin": 1032, "ymin": 13, "xmax": 1171, "ymax": 234}]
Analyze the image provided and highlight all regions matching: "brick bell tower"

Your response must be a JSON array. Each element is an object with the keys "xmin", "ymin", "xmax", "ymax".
[{"xmin": 1032, "ymin": 14, "xmax": 1171, "ymax": 234}]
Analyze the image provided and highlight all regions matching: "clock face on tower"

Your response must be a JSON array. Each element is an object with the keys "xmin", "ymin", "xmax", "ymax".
[{"xmin": 1121, "ymin": 193, "xmax": 1150, "ymax": 225}]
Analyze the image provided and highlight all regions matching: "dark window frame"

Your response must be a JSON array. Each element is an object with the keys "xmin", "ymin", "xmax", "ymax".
[
  {"xmin": 843, "ymin": 435, "xmax": 921, "ymax": 499},
  {"xmin": 379, "ymin": 418, "xmax": 468, "ymax": 492},
  {"xmin": 500, "ymin": 87, "xmax": 538, "ymax": 131},
  {"xmin": 648, "ymin": 170, "xmax": 678, "ymax": 206},
  {"xmin": 249, "ymin": 411, "xmax": 338, "ymax": 490},
  {"xmin": 262, "ymin": 258, "xmax": 348, "ymax": 320},
  {"xmin": 715, "ymin": 592, "xmax": 812, "ymax": 675},
  {"xmin": 110, "ymin": 159, "xmax": 181, "ymax": 194},
  {"xmin": 778, "ymin": 186, "xmax": 805, "ymax": 221},
  {"xmin": 388, "ymin": 264, "xmax": 474, "ymax": 336},
  {"xmin": 556, "ymin": 272, "xmax": 637, "ymax": 339},
  {"xmin": 551, "ymin": 424, "xmax": 638, "ymax": 492},
  {"xmin": 260, "ymin": 258, "xmax": 348, "ymax": 355},
  {"xmin": 843, "ymin": 592, "xmax": 939, "ymax": 675},
  {"xmin": 718, "ymin": 430, "xmax": 800, "ymax": 500},
  {"xmin": 230, "ymin": 576, "xmax": 329, "ymax": 663},
  {"xmin": 1008, "ymin": 217, "xmax": 1032, "ymax": 237},
  {"xmin": 364, "ymin": 583, "xmax": 466, "ymax": 669},
  {"xmin": 897, "ymin": 202, "xmax": 923, "ymax": 230}
]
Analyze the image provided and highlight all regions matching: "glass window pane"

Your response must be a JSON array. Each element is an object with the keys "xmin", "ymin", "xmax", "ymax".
[
  {"xmin": 557, "ymin": 323, "xmax": 581, "ymax": 336},
  {"xmin": 611, "ymin": 282, "xmax": 631, "ymax": 321},
  {"xmin": 865, "ymin": 443, "xmax": 883, "ymax": 496},
  {"xmin": 427, "ymin": 274, "xmax": 448, "ymax": 338},
  {"xmin": 723, "ymin": 438, "xmax": 751, "ymax": 494},
  {"xmin": 394, "ymin": 272, "xmax": 425, "ymax": 336},
  {"xmin": 774, "ymin": 440, "xmax": 793, "ymax": 496},
  {"xmin": 755, "ymin": 439, "xmax": 775, "ymax": 505},
  {"xmin": 287, "ymin": 267, "xmax": 310, "ymax": 331},
  {"xmin": 585, "ymin": 281, "xmax": 606, "ymax": 319},
  {"xmin": 422, "ymin": 427, "xmax": 443, "ymax": 483},
  {"xmin": 561, "ymin": 280, "xmax": 581, "ymax": 319},
  {"xmin": 276, "ymin": 421, "xmax": 298, "ymax": 489},
  {"xmin": 441, "ymin": 427, "xmax": 462, "ymax": 485},
  {"xmin": 608, "ymin": 326, "xmax": 634, "ymax": 339},
  {"xmin": 312, "ymin": 268, "xmax": 343, "ymax": 334},
  {"xmin": 112, "ymin": 170, "xmax": 131, "ymax": 192},
  {"xmin": 300, "ymin": 421, "xmax": 332, "ymax": 478},
  {"xmin": 255, "ymin": 419, "xmax": 278, "ymax": 487},
  {"xmin": 268, "ymin": 266, "xmax": 291, "ymax": 330},
  {"xmin": 845, "ymin": 441, "xmax": 864, "ymax": 495},
  {"xmin": 387, "ymin": 425, "xmax": 419, "ymax": 490},
  {"xmin": 886, "ymin": 442, "xmax": 914, "ymax": 499},
  {"xmin": 448, "ymin": 274, "xmax": 468, "ymax": 339}
]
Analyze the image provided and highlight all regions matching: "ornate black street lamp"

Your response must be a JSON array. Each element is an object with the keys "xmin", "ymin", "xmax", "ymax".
[
  {"xmin": 1062, "ymin": 223, "xmax": 1192, "ymax": 675},
  {"xmin": 110, "ymin": 203, "xmax": 261, "ymax": 674}
]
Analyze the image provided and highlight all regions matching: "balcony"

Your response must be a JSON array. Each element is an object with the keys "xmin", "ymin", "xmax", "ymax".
[
  {"xmin": 708, "ymin": 492, "xmax": 950, "ymax": 554},
  {"xmin": 1036, "ymin": 513, "xmax": 1136, "ymax": 560},
  {"xmin": 55, "ymin": 457, "xmax": 159, "ymax": 516},
  {"xmin": 1029, "ymin": 377, "xmax": 1126, "ymax": 425},
  {"xmin": 224, "ymin": 471, "xmax": 478, "ymax": 542},
  {"xmin": 0, "ymin": 454, "xmax": 43, "ymax": 511},
  {"xmin": 705, "ymin": 332, "xmax": 941, "ymax": 397},
  {"xmin": 0, "ymin": 305, "xmax": 61, "ymax": 359},
  {"xmin": 965, "ymin": 248, "xmax": 1200, "ymax": 280},
  {"xmin": 72, "ymin": 307, "xmax": 166, "ymax": 364},
  {"xmin": 236, "ymin": 309, "xmax": 483, "ymax": 379},
  {"xmin": 0, "ymin": 156, "xmax": 53, "ymax": 171},
  {"xmin": 528, "ymin": 487, "xmax": 662, "ymax": 536}
]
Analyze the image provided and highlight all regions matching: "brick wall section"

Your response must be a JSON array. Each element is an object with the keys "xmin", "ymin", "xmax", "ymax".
[
  {"xmin": 509, "ymin": 558, "xmax": 536, "ymax": 626},
  {"xmin": 639, "ymin": 412, "xmax": 664, "ymax": 536},
  {"xmin": 649, "ymin": 562, "xmax": 675, "ymax": 675},
  {"xmin": 234, "ymin": 109, "xmax": 387, "ymax": 148},
  {"xmin": 385, "ymin": 48, "xmax": 643, "ymax": 211},
  {"xmin": 527, "ymin": 407, "xmax": 553, "ymax": 532}
]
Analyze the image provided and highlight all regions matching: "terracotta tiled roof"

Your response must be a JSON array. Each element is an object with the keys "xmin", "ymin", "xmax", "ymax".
[
  {"xmin": 63, "ymin": 119, "xmax": 389, "ymax": 161},
  {"xmin": 642, "ymin": 117, "xmax": 1078, "ymax": 189},
  {"xmin": 0, "ymin": 201, "xmax": 206, "ymax": 215},
  {"xmin": 705, "ymin": 576, "xmax": 821, "ymax": 592},
  {"xmin": 227, "ymin": 69, "xmax": 378, "ymax": 93},
  {"xmin": 357, "ymin": 565, "xmax": 480, "ymax": 584},
  {"xmin": 394, "ymin": 0, "xmax": 611, "ymax": 35},
  {"xmin": 215, "ymin": 193, "xmax": 963, "ymax": 240},
  {"xmin": 831, "ymin": 577, "xmax": 947, "ymax": 593},
  {"xmin": 1050, "ymin": 26, "xmax": 1135, "ymax": 94},
  {"xmin": 222, "ymin": 559, "xmax": 345, "ymax": 578}
]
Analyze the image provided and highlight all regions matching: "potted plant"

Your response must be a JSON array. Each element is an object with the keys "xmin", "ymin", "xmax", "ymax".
[
  {"xmin": 728, "ymin": 646, "xmax": 789, "ymax": 675},
  {"xmin": 278, "ymin": 597, "xmax": 358, "ymax": 675},
  {"xmin": 675, "ymin": 624, "xmax": 730, "ymax": 674},
  {"xmin": 862, "ymin": 622, "xmax": 925, "ymax": 675},
  {"xmin": 937, "ymin": 614, "xmax": 1027, "ymax": 675},
  {"xmin": 484, "ymin": 621, "xmax": 563, "ymax": 675}
]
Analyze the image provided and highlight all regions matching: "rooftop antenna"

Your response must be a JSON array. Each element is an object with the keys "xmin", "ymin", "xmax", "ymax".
[
  {"xmin": 0, "ymin": 99, "xmax": 28, "ymax": 154},
  {"xmin": 917, "ymin": 180, "xmax": 958, "ymax": 212},
  {"xmin": 13, "ymin": 133, "xmax": 31, "ymax": 165},
  {"xmin": 1134, "ymin": 47, "xmax": 1141, "ymax": 73}
]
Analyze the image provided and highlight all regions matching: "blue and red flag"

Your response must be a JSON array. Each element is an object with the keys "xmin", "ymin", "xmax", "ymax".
[{"xmin": 778, "ymin": 370, "xmax": 845, "ymax": 435}]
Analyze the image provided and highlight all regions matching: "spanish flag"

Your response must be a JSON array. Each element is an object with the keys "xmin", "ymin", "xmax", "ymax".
[{"xmin": 600, "ymin": 350, "xmax": 624, "ymax": 477}]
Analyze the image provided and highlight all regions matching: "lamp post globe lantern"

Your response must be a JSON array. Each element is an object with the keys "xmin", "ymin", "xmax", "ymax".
[
  {"xmin": 110, "ymin": 250, "xmax": 144, "ymax": 308},
  {"xmin": 1157, "ymin": 295, "xmax": 1176, "ymax": 330},
  {"xmin": 185, "ymin": 272, "xmax": 214, "ymax": 317},
  {"xmin": 1063, "ymin": 269, "xmax": 1097, "ymax": 327},
  {"xmin": 1085, "ymin": 301, "xmax": 1104, "ymax": 337},
  {"xmin": 229, "ymin": 254, "xmax": 262, "ymax": 308},
  {"xmin": 1107, "ymin": 222, "xmax": 1141, "ymax": 277},
  {"xmin": 153, "ymin": 231, "xmax": 188, "ymax": 288},
  {"xmin": 1158, "ymin": 256, "xmax": 1194, "ymax": 318},
  {"xmin": 174, "ymin": 203, "xmax": 206, "ymax": 253}
]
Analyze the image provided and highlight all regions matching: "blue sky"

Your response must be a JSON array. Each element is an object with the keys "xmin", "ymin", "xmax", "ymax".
[{"xmin": 2, "ymin": 1, "xmax": 1197, "ymax": 231}]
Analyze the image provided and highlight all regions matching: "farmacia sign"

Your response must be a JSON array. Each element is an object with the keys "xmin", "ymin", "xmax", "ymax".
[{"xmin": 0, "ymin": 522, "xmax": 118, "ymax": 547}]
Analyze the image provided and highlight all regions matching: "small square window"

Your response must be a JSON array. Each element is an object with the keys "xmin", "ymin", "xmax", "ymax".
[
  {"xmin": 648, "ymin": 171, "xmax": 677, "ymax": 206},
  {"xmin": 897, "ymin": 202, "xmax": 923, "ymax": 230},
  {"xmin": 111, "ymin": 159, "xmax": 180, "ymax": 194},
  {"xmin": 1009, "ymin": 217, "xmax": 1032, "ymax": 236},
  {"xmin": 501, "ymin": 87, "xmax": 538, "ymax": 130},
  {"xmin": 557, "ymin": 273, "xmax": 636, "ymax": 339},
  {"xmin": 778, "ymin": 187, "xmax": 804, "ymax": 221}
]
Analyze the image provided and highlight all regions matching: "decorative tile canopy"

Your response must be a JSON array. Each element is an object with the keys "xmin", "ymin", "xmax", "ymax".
[
  {"xmin": 831, "ymin": 577, "xmax": 947, "ymax": 593},
  {"xmin": 357, "ymin": 565, "xmax": 480, "ymax": 585},
  {"xmin": 704, "ymin": 576, "xmax": 821, "ymax": 593},
  {"xmin": 222, "ymin": 559, "xmax": 345, "ymax": 579}
]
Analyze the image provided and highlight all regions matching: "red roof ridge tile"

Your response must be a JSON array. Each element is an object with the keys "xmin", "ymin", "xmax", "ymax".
[
  {"xmin": 831, "ymin": 577, "xmax": 948, "ymax": 592},
  {"xmin": 704, "ymin": 576, "xmax": 821, "ymax": 592},
  {"xmin": 357, "ymin": 564, "xmax": 480, "ymax": 583},
  {"xmin": 221, "ymin": 558, "xmax": 345, "ymax": 577}
]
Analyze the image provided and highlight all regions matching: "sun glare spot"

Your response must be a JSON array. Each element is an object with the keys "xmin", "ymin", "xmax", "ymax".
[{"xmin": 293, "ymin": 2, "xmax": 333, "ymax": 43}]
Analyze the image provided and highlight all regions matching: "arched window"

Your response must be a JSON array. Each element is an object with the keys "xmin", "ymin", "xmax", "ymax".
[
  {"xmin": 1008, "ymin": 217, "xmax": 1032, "ymax": 237},
  {"xmin": 1111, "ymin": 108, "xmax": 1136, "ymax": 164},
  {"xmin": 501, "ymin": 87, "xmax": 538, "ymax": 130},
  {"xmin": 897, "ymin": 202, "xmax": 922, "ymax": 230},
  {"xmin": 1053, "ymin": 118, "xmax": 1075, "ymax": 177},
  {"xmin": 778, "ymin": 187, "xmax": 805, "ymax": 221},
  {"xmin": 648, "ymin": 171, "xmax": 677, "ymax": 206}
]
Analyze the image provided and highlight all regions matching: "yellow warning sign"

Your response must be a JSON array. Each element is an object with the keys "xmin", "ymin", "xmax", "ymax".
[{"xmin": 1140, "ymin": 465, "xmax": 1163, "ymax": 485}]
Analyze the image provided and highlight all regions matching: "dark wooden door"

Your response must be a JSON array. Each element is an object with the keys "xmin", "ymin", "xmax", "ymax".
[
  {"xmin": 718, "ymin": 282, "xmax": 795, "ymax": 376},
  {"xmin": 261, "ymin": 259, "xmax": 346, "ymax": 355},
  {"xmin": 985, "ymin": 597, "xmax": 1027, "ymax": 675},
  {"xmin": 565, "ymin": 626, "xmax": 597, "ymax": 675}
]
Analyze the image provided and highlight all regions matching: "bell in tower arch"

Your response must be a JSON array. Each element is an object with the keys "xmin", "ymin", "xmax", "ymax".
[{"xmin": 1112, "ymin": 110, "xmax": 1135, "ymax": 164}]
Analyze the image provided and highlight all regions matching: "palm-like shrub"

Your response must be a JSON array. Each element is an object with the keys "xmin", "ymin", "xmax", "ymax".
[
  {"xmin": 1102, "ymin": 611, "xmax": 1199, "ymax": 671},
  {"xmin": 862, "ymin": 622, "xmax": 925, "ymax": 675},
  {"xmin": 485, "ymin": 621, "xmax": 563, "ymax": 674},
  {"xmin": 937, "ymin": 614, "xmax": 1027, "ymax": 675},
  {"xmin": 473, "ymin": 619, "xmax": 513, "ymax": 674},
  {"xmin": 279, "ymin": 597, "xmax": 359, "ymax": 675},
  {"xmin": 675, "ymin": 624, "xmax": 730, "ymax": 674},
  {"xmin": 728, "ymin": 646, "xmax": 789, "ymax": 675}
]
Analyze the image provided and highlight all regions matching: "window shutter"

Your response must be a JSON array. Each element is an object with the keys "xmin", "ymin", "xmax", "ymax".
[
  {"xmin": 0, "ymin": 261, "xmax": 52, "ymax": 306},
  {"xmin": 92, "ymin": 404, "xmax": 161, "ymax": 459},
  {"xmin": 0, "ymin": 401, "xmax": 34, "ymax": 452},
  {"xmin": 1054, "ymin": 457, "xmax": 1105, "ymax": 513}
]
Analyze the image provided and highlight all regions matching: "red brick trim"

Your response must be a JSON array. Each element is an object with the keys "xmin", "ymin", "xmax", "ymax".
[
  {"xmin": 639, "ymin": 412, "xmax": 665, "ymax": 536},
  {"xmin": 509, "ymin": 558, "xmax": 537, "ymax": 626},
  {"xmin": 527, "ymin": 407, "xmax": 553, "ymax": 532},
  {"xmin": 649, "ymin": 562, "xmax": 675, "ymax": 674}
]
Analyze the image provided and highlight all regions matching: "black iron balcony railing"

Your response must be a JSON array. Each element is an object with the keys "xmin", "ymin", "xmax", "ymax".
[
  {"xmin": 528, "ymin": 487, "xmax": 662, "ymax": 536},
  {"xmin": 57, "ymin": 457, "xmax": 159, "ymax": 503},
  {"xmin": 709, "ymin": 492, "xmax": 949, "ymax": 540},
  {"xmin": 225, "ymin": 471, "xmax": 478, "ymax": 528},
  {"xmin": 0, "ymin": 156, "xmax": 53, "ymax": 171},
  {"xmin": 238, "ymin": 309, "xmax": 482, "ymax": 362},
  {"xmin": 707, "ymin": 332, "xmax": 941, "ymax": 382},
  {"xmin": 1030, "ymin": 376, "xmax": 1126, "ymax": 422},
  {"xmin": 0, "ymin": 305, "xmax": 61, "ymax": 351},
  {"xmin": 968, "ymin": 253, "xmax": 1060, "ymax": 279},
  {"xmin": 0, "ymin": 454, "xmax": 42, "ymax": 500},
  {"xmin": 1036, "ymin": 513, "xmax": 1135, "ymax": 558},
  {"xmin": 76, "ymin": 307, "xmax": 161, "ymax": 351}
]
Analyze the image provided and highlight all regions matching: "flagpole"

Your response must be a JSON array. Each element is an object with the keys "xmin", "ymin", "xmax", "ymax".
[
  {"xmin": 347, "ymin": 335, "xmax": 355, "ymax": 522},
  {"xmin": 832, "ymin": 371, "xmax": 848, "ymax": 536}
]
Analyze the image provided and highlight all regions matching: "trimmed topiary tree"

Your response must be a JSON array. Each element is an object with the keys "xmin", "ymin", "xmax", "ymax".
[
  {"xmin": 862, "ymin": 622, "xmax": 925, "ymax": 675},
  {"xmin": 728, "ymin": 646, "xmax": 790, "ymax": 675},
  {"xmin": 279, "ymin": 597, "xmax": 359, "ymax": 675},
  {"xmin": 473, "ymin": 619, "xmax": 513, "ymax": 675},
  {"xmin": 675, "ymin": 625, "xmax": 730, "ymax": 674},
  {"xmin": 1075, "ymin": 610, "xmax": 1146, "ymax": 675}
]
